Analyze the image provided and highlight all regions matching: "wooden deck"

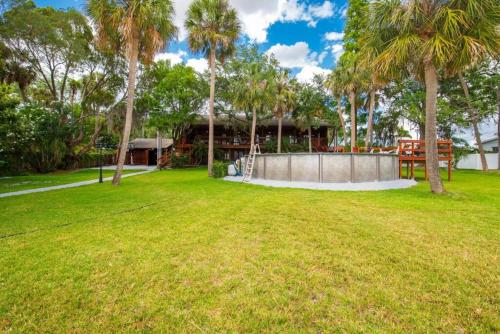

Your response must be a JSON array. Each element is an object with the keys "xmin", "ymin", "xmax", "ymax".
[{"xmin": 399, "ymin": 139, "xmax": 452, "ymax": 181}]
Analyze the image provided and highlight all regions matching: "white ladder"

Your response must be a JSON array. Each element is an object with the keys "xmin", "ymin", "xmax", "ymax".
[{"xmin": 242, "ymin": 144, "xmax": 260, "ymax": 182}]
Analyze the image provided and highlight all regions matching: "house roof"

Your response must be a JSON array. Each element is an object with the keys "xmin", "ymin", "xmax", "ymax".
[
  {"xmin": 192, "ymin": 114, "xmax": 330, "ymax": 127},
  {"xmin": 128, "ymin": 138, "xmax": 173, "ymax": 149},
  {"xmin": 481, "ymin": 135, "xmax": 498, "ymax": 144}
]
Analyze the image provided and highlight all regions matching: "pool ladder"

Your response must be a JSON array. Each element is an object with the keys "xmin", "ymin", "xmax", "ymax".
[{"xmin": 242, "ymin": 144, "xmax": 260, "ymax": 182}]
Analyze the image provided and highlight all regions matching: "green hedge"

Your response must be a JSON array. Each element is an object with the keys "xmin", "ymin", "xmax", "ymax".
[
  {"xmin": 171, "ymin": 154, "xmax": 190, "ymax": 168},
  {"xmin": 213, "ymin": 160, "xmax": 230, "ymax": 178},
  {"xmin": 75, "ymin": 151, "xmax": 115, "ymax": 169}
]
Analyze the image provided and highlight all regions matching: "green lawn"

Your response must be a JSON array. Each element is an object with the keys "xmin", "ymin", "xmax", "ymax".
[
  {"xmin": 0, "ymin": 168, "xmax": 145, "ymax": 194},
  {"xmin": 0, "ymin": 168, "xmax": 499, "ymax": 333}
]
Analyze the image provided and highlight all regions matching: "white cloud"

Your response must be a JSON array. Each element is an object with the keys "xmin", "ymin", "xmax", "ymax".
[
  {"xmin": 318, "ymin": 51, "xmax": 328, "ymax": 64},
  {"xmin": 173, "ymin": 0, "xmax": 192, "ymax": 41},
  {"xmin": 341, "ymin": 6, "xmax": 348, "ymax": 18},
  {"xmin": 174, "ymin": 0, "xmax": 338, "ymax": 43},
  {"xmin": 309, "ymin": 1, "xmax": 334, "ymax": 18},
  {"xmin": 324, "ymin": 31, "xmax": 344, "ymax": 41},
  {"xmin": 154, "ymin": 50, "xmax": 187, "ymax": 64},
  {"xmin": 296, "ymin": 65, "xmax": 331, "ymax": 83},
  {"xmin": 186, "ymin": 58, "xmax": 208, "ymax": 73},
  {"xmin": 266, "ymin": 41, "xmax": 318, "ymax": 68},
  {"xmin": 330, "ymin": 43, "xmax": 344, "ymax": 62}
]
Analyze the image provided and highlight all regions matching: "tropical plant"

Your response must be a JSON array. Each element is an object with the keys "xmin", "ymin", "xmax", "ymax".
[
  {"xmin": 293, "ymin": 82, "xmax": 325, "ymax": 153},
  {"xmin": 231, "ymin": 52, "xmax": 275, "ymax": 155},
  {"xmin": 326, "ymin": 69, "xmax": 347, "ymax": 145},
  {"xmin": 185, "ymin": 0, "xmax": 240, "ymax": 176},
  {"xmin": 272, "ymin": 69, "xmax": 296, "ymax": 153},
  {"xmin": 137, "ymin": 60, "xmax": 208, "ymax": 146},
  {"xmin": 335, "ymin": 56, "xmax": 368, "ymax": 150},
  {"xmin": 367, "ymin": 0, "xmax": 499, "ymax": 193},
  {"xmin": 87, "ymin": 0, "xmax": 177, "ymax": 185}
]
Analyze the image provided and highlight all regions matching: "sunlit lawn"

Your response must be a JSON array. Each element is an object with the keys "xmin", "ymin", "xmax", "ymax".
[
  {"xmin": 0, "ymin": 168, "xmax": 144, "ymax": 194},
  {"xmin": 0, "ymin": 168, "xmax": 498, "ymax": 332}
]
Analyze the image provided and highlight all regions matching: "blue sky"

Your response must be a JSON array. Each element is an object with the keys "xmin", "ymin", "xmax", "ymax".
[{"xmin": 34, "ymin": 0, "xmax": 348, "ymax": 81}]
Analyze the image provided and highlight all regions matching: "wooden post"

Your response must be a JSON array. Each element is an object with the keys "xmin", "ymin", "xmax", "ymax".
[
  {"xmin": 156, "ymin": 131, "xmax": 161, "ymax": 170},
  {"xmin": 410, "ymin": 141, "xmax": 415, "ymax": 179}
]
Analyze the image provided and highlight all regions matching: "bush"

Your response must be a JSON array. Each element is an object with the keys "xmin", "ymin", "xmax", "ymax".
[
  {"xmin": 171, "ymin": 154, "xmax": 189, "ymax": 168},
  {"xmin": 213, "ymin": 160, "xmax": 230, "ymax": 178},
  {"xmin": 75, "ymin": 151, "xmax": 115, "ymax": 169}
]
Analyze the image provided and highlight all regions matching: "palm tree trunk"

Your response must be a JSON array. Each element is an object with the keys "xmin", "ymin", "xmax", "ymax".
[
  {"xmin": 277, "ymin": 116, "xmax": 282, "ymax": 153},
  {"xmin": 308, "ymin": 126, "xmax": 312, "ymax": 153},
  {"xmin": 336, "ymin": 95, "xmax": 346, "ymax": 145},
  {"xmin": 365, "ymin": 90, "xmax": 375, "ymax": 149},
  {"xmin": 250, "ymin": 107, "xmax": 257, "ymax": 153},
  {"xmin": 497, "ymin": 88, "xmax": 500, "ymax": 169},
  {"xmin": 207, "ymin": 46, "xmax": 216, "ymax": 176},
  {"xmin": 423, "ymin": 60, "xmax": 444, "ymax": 193},
  {"xmin": 458, "ymin": 73, "xmax": 488, "ymax": 172},
  {"xmin": 113, "ymin": 37, "xmax": 138, "ymax": 186},
  {"xmin": 349, "ymin": 90, "xmax": 356, "ymax": 151},
  {"xmin": 419, "ymin": 124, "xmax": 425, "ymax": 140}
]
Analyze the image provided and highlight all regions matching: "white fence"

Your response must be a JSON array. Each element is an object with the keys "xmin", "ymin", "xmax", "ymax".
[{"xmin": 456, "ymin": 153, "xmax": 499, "ymax": 170}]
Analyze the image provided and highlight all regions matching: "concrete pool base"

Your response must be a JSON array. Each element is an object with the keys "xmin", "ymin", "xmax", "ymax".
[{"xmin": 224, "ymin": 176, "xmax": 417, "ymax": 191}]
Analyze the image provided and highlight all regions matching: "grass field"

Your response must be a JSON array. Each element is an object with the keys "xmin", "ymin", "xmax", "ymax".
[
  {"xmin": 0, "ymin": 168, "xmax": 499, "ymax": 333},
  {"xmin": 0, "ymin": 168, "xmax": 144, "ymax": 194}
]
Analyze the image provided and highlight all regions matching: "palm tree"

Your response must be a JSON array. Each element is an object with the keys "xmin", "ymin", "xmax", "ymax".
[
  {"xmin": 326, "ymin": 69, "xmax": 347, "ymax": 146},
  {"xmin": 368, "ymin": 0, "xmax": 499, "ymax": 193},
  {"xmin": 232, "ymin": 61, "xmax": 274, "ymax": 155},
  {"xmin": 273, "ymin": 70, "xmax": 296, "ymax": 153},
  {"xmin": 363, "ymin": 73, "xmax": 387, "ymax": 150},
  {"xmin": 336, "ymin": 57, "xmax": 367, "ymax": 150},
  {"xmin": 294, "ymin": 83, "xmax": 324, "ymax": 153},
  {"xmin": 68, "ymin": 78, "xmax": 81, "ymax": 105},
  {"xmin": 185, "ymin": 0, "xmax": 240, "ymax": 176},
  {"xmin": 458, "ymin": 72, "xmax": 488, "ymax": 172},
  {"xmin": 87, "ymin": 0, "xmax": 177, "ymax": 186}
]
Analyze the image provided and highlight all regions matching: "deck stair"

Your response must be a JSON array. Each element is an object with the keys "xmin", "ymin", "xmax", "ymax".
[
  {"xmin": 158, "ymin": 151, "xmax": 171, "ymax": 169},
  {"xmin": 242, "ymin": 144, "xmax": 260, "ymax": 182}
]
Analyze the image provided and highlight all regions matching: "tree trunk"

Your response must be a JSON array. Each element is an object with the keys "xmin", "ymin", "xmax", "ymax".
[
  {"xmin": 419, "ymin": 124, "xmax": 425, "ymax": 140},
  {"xmin": 423, "ymin": 60, "xmax": 444, "ymax": 193},
  {"xmin": 365, "ymin": 90, "xmax": 375, "ymax": 149},
  {"xmin": 497, "ymin": 88, "xmax": 500, "ymax": 169},
  {"xmin": 113, "ymin": 36, "xmax": 139, "ymax": 186},
  {"xmin": 250, "ymin": 107, "xmax": 257, "ymax": 153},
  {"xmin": 207, "ymin": 46, "xmax": 216, "ymax": 176},
  {"xmin": 308, "ymin": 126, "xmax": 312, "ymax": 153},
  {"xmin": 277, "ymin": 116, "xmax": 282, "ymax": 153},
  {"xmin": 156, "ymin": 130, "xmax": 161, "ymax": 170},
  {"xmin": 349, "ymin": 90, "xmax": 356, "ymax": 150},
  {"xmin": 336, "ymin": 95, "xmax": 346, "ymax": 145},
  {"xmin": 458, "ymin": 73, "xmax": 488, "ymax": 172}
]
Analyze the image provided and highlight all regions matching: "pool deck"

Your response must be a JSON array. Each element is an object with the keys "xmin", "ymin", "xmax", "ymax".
[{"xmin": 224, "ymin": 176, "xmax": 417, "ymax": 191}]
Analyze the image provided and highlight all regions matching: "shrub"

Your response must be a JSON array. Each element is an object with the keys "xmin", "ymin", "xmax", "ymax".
[
  {"xmin": 171, "ymin": 154, "xmax": 189, "ymax": 168},
  {"xmin": 75, "ymin": 151, "xmax": 115, "ymax": 169},
  {"xmin": 213, "ymin": 160, "xmax": 230, "ymax": 178}
]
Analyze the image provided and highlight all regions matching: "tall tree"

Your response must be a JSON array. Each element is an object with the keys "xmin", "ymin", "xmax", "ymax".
[
  {"xmin": 440, "ymin": 62, "xmax": 499, "ymax": 171},
  {"xmin": 339, "ymin": 0, "xmax": 369, "ymax": 150},
  {"xmin": 335, "ymin": 56, "xmax": 368, "ymax": 149},
  {"xmin": 185, "ymin": 0, "xmax": 240, "ymax": 176},
  {"xmin": 231, "ymin": 51, "xmax": 275, "ymax": 156},
  {"xmin": 88, "ymin": 0, "xmax": 177, "ymax": 185},
  {"xmin": 326, "ymin": 69, "xmax": 347, "ymax": 145},
  {"xmin": 136, "ymin": 60, "xmax": 208, "ymax": 145},
  {"xmin": 272, "ymin": 69, "xmax": 296, "ymax": 153},
  {"xmin": 294, "ymin": 82, "xmax": 325, "ymax": 153},
  {"xmin": 1, "ymin": 1, "xmax": 92, "ymax": 102},
  {"xmin": 368, "ymin": 0, "xmax": 499, "ymax": 193}
]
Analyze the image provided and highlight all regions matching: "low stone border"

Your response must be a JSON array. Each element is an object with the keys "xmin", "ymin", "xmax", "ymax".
[{"xmin": 224, "ymin": 176, "xmax": 417, "ymax": 191}]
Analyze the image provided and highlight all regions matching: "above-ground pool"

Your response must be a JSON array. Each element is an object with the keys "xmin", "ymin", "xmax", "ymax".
[{"xmin": 245, "ymin": 153, "xmax": 399, "ymax": 183}]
